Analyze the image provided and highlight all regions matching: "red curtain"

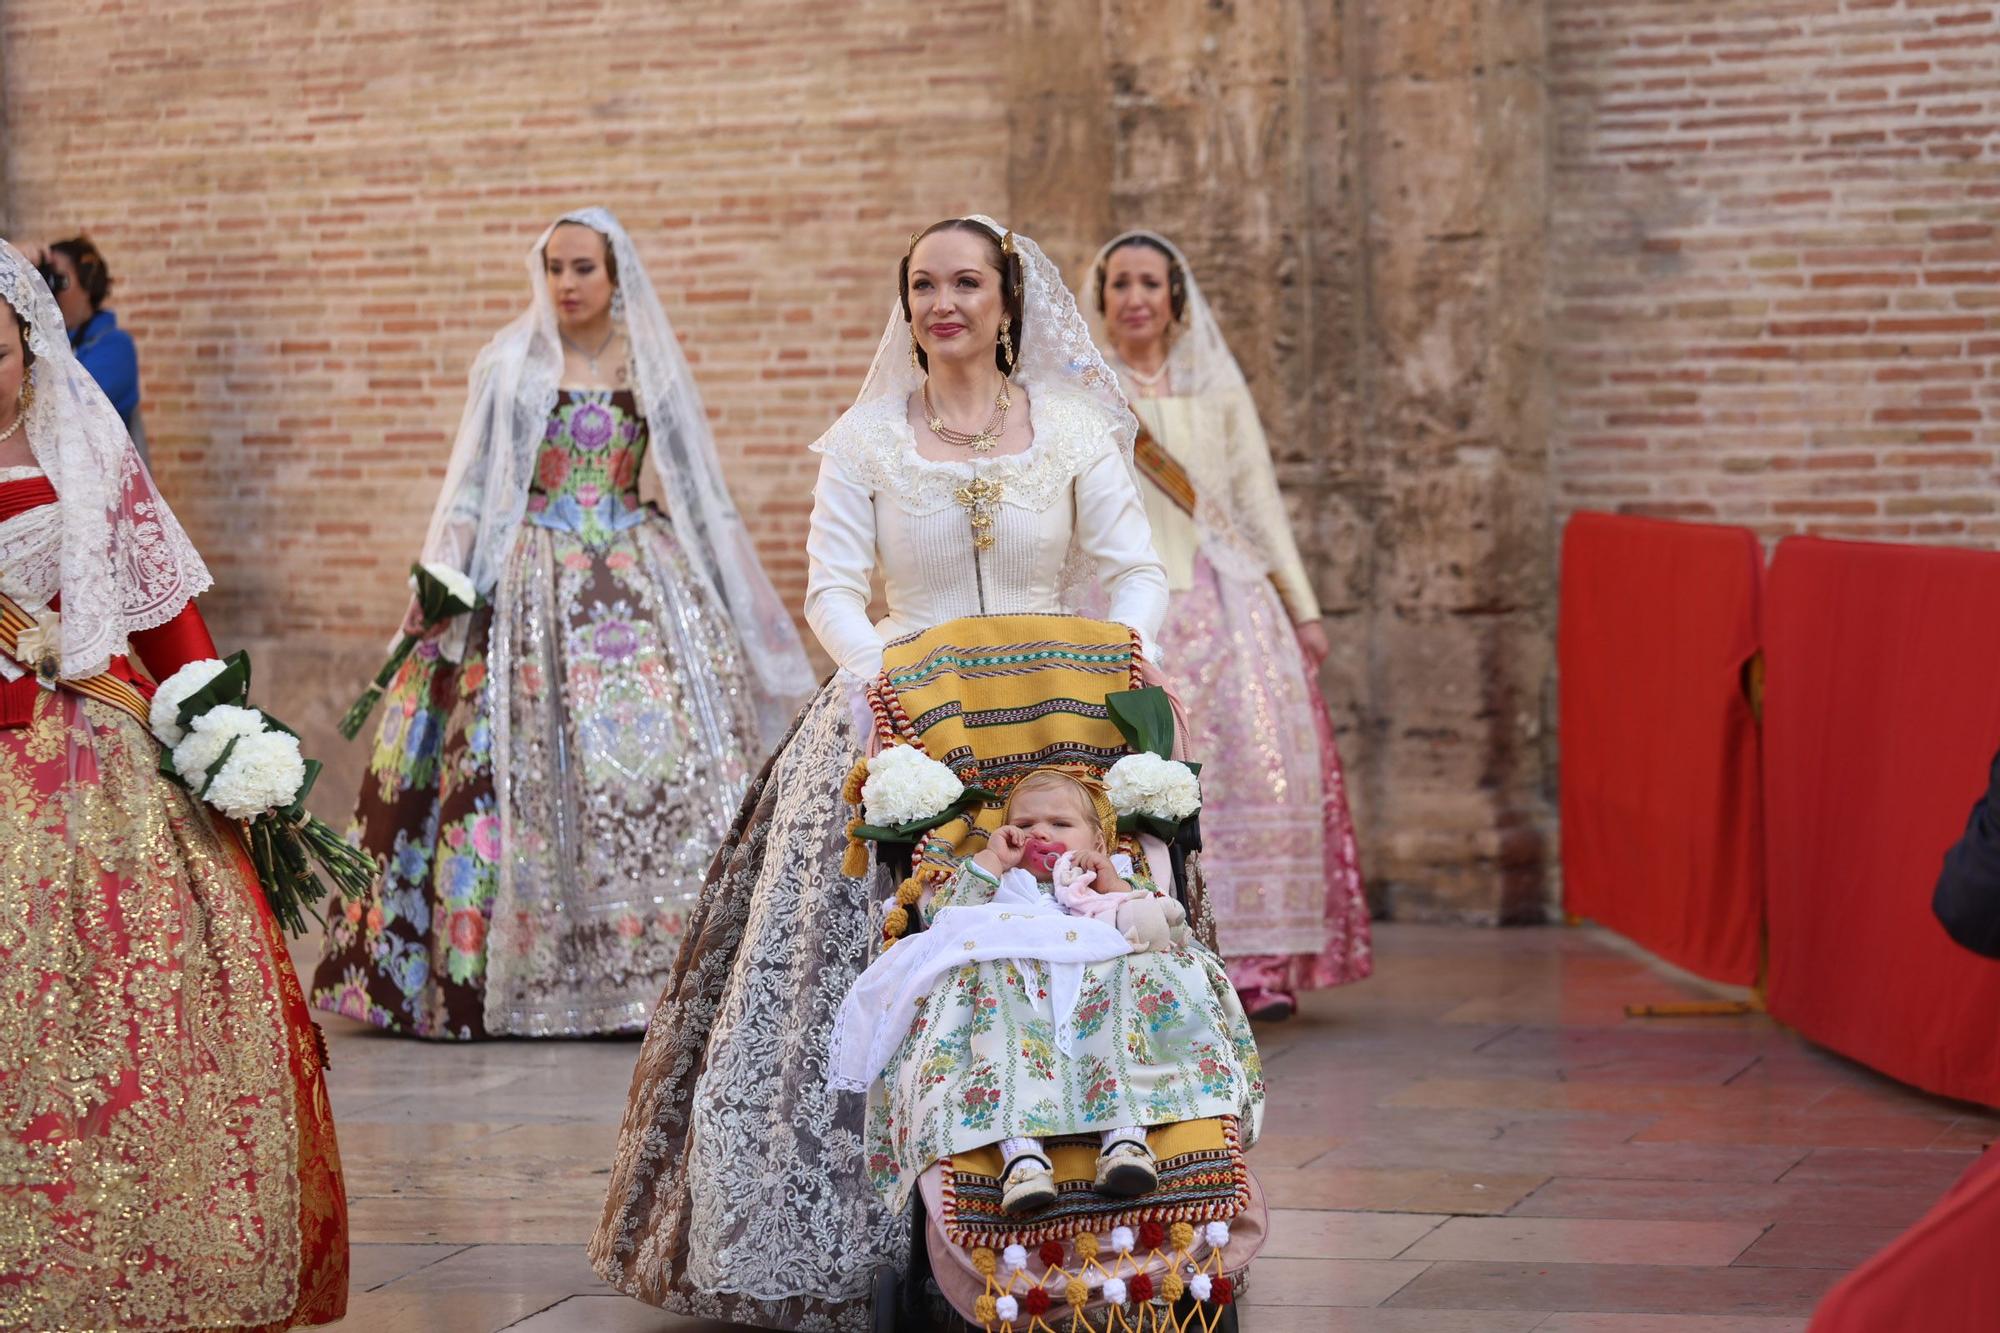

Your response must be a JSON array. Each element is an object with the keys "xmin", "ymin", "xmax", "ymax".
[
  {"xmin": 1764, "ymin": 537, "xmax": 2000, "ymax": 1107},
  {"xmin": 1809, "ymin": 1148, "xmax": 2000, "ymax": 1331},
  {"xmin": 1558, "ymin": 512, "xmax": 1765, "ymax": 984}
]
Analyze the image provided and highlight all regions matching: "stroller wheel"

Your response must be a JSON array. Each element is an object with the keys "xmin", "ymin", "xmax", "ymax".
[{"xmin": 870, "ymin": 1265, "xmax": 902, "ymax": 1333}]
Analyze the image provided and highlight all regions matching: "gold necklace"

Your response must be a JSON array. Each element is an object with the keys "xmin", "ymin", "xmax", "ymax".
[{"xmin": 923, "ymin": 378, "xmax": 1011, "ymax": 453}]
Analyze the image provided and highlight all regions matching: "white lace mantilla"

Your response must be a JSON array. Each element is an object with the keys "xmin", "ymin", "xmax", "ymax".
[{"xmin": 0, "ymin": 244, "xmax": 211, "ymax": 680}]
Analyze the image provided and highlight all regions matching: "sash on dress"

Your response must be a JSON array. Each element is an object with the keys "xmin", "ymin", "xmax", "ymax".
[
  {"xmin": 0, "ymin": 584, "xmax": 151, "ymax": 727},
  {"xmin": 1133, "ymin": 423, "xmax": 1287, "ymax": 606}
]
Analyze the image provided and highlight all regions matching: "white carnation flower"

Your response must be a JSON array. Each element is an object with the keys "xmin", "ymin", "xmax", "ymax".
[
  {"xmin": 149, "ymin": 658, "xmax": 229, "ymax": 747},
  {"xmin": 171, "ymin": 705, "xmax": 269, "ymax": 788},
  {"xmin": 861, "ymin": 745, "xmax": 964, "ymax": 828},
  {"xmin": 201, "ymin": 728, "xmax": 307, "ymax": 819},
  {"xmin": 417, "ymin": 561, "xmax": 477, "ymax": 609},
  {"xmin": 1105, "ymin": 752, "xmax": 1201, "ymax": 822}
]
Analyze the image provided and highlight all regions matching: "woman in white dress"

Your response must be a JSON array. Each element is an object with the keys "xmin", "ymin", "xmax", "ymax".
[
  {"xmin": 1081, "ymin": 230, "xmax": 1372, "ymax": 1019},
  {"xmin": 591, "ymin": 216, "xmax": 1169, "ymax": 1329}
]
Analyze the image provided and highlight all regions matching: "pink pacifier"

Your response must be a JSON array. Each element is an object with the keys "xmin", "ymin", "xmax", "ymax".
[{"xmin": 1020, "ymin": 836, "xmax": 1067, "ymax": 881}]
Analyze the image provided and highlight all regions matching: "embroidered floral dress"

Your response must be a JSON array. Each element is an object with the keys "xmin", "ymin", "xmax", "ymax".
[
  {"xmin": 864, "ymin": 860, "xmax": 1263, "ymax": 1208},
  {"xmin": 312, "ymin": 389, "xmax": 762, "ymax": 1039},
  {"xmin": 0, "ymin": 468, "xmax": 348, "ymax": 1330}
]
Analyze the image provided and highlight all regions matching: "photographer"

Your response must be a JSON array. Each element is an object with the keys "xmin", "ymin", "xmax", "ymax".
[{"xmin": 39, "ymin": 235, "xmax": 147, "ymax": 463}]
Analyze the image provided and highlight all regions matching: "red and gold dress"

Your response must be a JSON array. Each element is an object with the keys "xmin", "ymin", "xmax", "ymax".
[{"xmin": 0, "ymin": 466, "xmax": 349, "ymax": 1331}]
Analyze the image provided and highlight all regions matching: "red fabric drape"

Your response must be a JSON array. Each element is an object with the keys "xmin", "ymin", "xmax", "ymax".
[
  {"xmin": 1764, "ymin": 536, "xmax": 2000, "ymax": 1107},
  {"xmin": 1808, "ymin": 1148, "xmax": 2000, "ymax": 1331},
  {"xmin": 1558, "ymin": 512, "xmax": 1765, "ymax": 984}
]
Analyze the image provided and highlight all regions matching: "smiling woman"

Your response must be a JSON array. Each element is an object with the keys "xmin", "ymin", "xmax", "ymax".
[
  {"xmin": 308, "ymin": 208, "xmax": 814, "ymax": 1042},
  {"xmin": 590, "ymin": 215, "xmax": 1169, "ymax": 1330}
]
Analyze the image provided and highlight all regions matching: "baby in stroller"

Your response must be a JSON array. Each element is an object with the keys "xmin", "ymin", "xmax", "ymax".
[{"xmin": 829, "ymin": 762, "xmax": 1262, "ymax": 1220}]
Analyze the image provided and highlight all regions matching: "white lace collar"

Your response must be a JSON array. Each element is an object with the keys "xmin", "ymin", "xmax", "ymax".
[{"xmin": 815, "ymin": 388, "xmax": 1121, "ymax": 516}]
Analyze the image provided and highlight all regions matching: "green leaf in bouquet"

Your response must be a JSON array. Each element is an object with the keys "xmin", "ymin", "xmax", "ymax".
[
  {"xmin": 172, "ymin": 650, "xmax": 253, "ymax": 734},
  {"xmin": 1106, "ymin": 687, "xmax": 1176, "ymax": 760},
  {"xmin": 1117, "ymin": 810, "xmax": 1186, "ymax": 843}
]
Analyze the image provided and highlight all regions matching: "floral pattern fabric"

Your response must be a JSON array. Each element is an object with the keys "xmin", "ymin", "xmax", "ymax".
[
  {"xmin": 863, "ymin": 863, "xmax": 1263, "ymax": 1207},
  {"xmin": 312, "ymin": 389, "xmax": 762, "ymax": 1038}
]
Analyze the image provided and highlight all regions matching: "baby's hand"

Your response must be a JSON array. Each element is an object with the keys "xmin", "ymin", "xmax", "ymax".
[
  {"xmin": 974, "ymin": 824, "xmax": 1030, "ymax": 876},
  {"xmin": 1070, "ymin": 850, "xmax": 1127, "ymax": 895}
]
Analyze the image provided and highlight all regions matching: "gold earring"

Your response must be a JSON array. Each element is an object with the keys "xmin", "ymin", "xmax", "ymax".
[
  {"xmin": 908, "ymin": 334, "xmax": 921, "ymax": 371},
  {"xmin": 999, "ymin": 318, "xmax": 1014, "ymax": 371}
]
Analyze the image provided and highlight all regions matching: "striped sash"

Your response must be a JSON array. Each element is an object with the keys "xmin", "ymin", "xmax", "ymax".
[
  {"xmin": 1133, "ymin": 426, "xmax": 1198, "ymax": 519},
  {"xmin": 0, "ymin": 589, "xmax": 152, "ymax": 727}
]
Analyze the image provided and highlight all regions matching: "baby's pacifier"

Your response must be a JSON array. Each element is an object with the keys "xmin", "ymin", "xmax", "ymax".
[{"xmin": 1020, "ymin": 836, "xmax": 1067, "ymax": 880}]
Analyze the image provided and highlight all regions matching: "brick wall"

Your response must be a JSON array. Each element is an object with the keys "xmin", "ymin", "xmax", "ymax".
[
  {"xmin": 1551, "ymin": 0, "xmax": 2000, "ymax": 543},
  {"xmin": 2, "ymin": 0, "xmax": 1009, "ymax": 807},
  {"xmin": 17, "ymin": 1, "xmax": 1989, "ymax": 914}
]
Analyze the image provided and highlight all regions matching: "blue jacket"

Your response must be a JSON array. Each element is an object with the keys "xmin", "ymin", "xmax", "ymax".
[{"xmin": 71, "ymin": 309, "xmax": 140, "ymax": 425}]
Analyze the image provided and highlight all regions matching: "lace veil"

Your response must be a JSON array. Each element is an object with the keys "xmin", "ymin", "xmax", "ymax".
[
  {"xmin": 1078, "ymin": 229, "xmax": 1285, "ymax": 588},
  {"xmin": 0, "ymin": 241, "xmax": 211, "ymax": 679},
  {"xmin": 419, "ymin": 208, "xmax": 815, "ymax": 744}
]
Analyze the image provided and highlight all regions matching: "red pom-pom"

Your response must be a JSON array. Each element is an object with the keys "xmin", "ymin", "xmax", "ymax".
[
  {"xmin": 1038, "ymin": 1240, "xmax": 1066, "ymax": 1268},
  {"xmin": 1128, "ymin": 1272, "xmax": 1154, "ymax": 1303},
  {"xmin": 1024, "ymin": 1287, "xmax": 1052, "ymax": 1316},
  {"xmin": 1212, "ymin": 1276, "xmax": 1235, "ymax": 1306},
  {"xmin": 1138, "ymin": 1220, "xmax": 1167, "ymax": 1252}
]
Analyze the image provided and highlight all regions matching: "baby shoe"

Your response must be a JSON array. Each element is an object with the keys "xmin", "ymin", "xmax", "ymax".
[
  {"xmin": 1094, "ymin": 1136, "xmax": 1158, "ymax": 1197},
  {"xmin": 1001, "ymin": 1151, "xmax": 1058, "ymax": 1215}
]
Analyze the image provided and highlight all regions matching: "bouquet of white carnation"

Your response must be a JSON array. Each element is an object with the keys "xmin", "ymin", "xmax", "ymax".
[
  {"xmin": 1104, "ymin": 684, "xmax": 1204, "ymax": 841},
  {"xmin": 172, "ymin": 707, "xmax": 309, "ymax": 820},
  {"xmin": 862, "ymin": 744, "xmax": 967, "ymax": 829},
  {"xmin": 338, "ymin": 561, "xmax": 479, "ymax": 740},
  {"xmin": 1105, "ymin": 751, "xmax": 1202, "ymax": 824},
  {"xmin": 152, "ymin": 653, "xmax": 374, "ymax": 934}
]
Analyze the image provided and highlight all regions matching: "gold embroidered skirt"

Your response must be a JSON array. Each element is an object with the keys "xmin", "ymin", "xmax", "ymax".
[{"xmin": 0, "ymin": 689, "xmax": 347, "ymax": 1331}]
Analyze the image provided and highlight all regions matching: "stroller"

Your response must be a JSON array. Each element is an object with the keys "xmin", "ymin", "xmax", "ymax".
[{"xmin": 849, "ymin": 614, "xmax": 1265, "ymax": 1333}]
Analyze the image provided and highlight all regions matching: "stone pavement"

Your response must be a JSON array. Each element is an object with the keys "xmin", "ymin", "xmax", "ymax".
[{"xmin": 300, "ymin": 923, "xmax": 1997, "ymax": 1331}]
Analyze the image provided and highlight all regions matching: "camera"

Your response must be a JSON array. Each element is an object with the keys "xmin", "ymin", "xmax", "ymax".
[{"xmin": 33, "ymin": 253, "xmax": 68, "ymax": 295}]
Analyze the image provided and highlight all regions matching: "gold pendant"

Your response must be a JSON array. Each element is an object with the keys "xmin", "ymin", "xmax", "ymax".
[{"xmin": 953, "ymin": 475, "xmax": 1004, "ymax": 552}]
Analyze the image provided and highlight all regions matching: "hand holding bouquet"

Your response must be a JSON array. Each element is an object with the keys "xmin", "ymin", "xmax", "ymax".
[
  {"xmin": 152, "ymin": 652, "xmax": 374, "ymax": 935},
  {"xmin": 338, "ymin": 562, "xmax": 478, "ymax": 740}
]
